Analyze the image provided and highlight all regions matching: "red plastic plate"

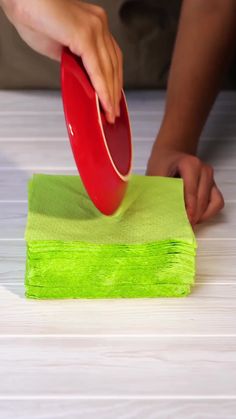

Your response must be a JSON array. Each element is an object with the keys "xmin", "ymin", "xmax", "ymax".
[{"xmin": 61, "ymin": 47, "xmax": 132, "ymax": 215}]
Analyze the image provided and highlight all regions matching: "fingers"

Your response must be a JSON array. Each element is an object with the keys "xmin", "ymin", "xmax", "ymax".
[
  {"xmin": 80, "ymin": 44, "xmax": 114, "ymax": 123},
  {"xmin": 146, "ymin": 147, "xmax": 224, "ymax": 225},
  {"xmin": 93, "ymin": 32, "xmax": 116, "ymax": 123},
  {"xmin": 178, "ymin": 156, "xmax": 223, "ymax": 225},
  {"xmin": 199, "ymin": 184, "xmax": 224, "ymax": 223},
  {"xmin": 104, "ymin": 35, "xmax": 122, "ymax": 117},
  {"xmin": 194, "ymin": 164, "xmax": 214, "ymax": 224},
  {"xmin": 92, "ymin": 6, "xmax": 122, "ymax": 119},
  {"xmin": 72, "ymin": 15, "xmax": 115, "ymax": 122},
  {"xmin": 76, "ymin": 2, "xmax": 122, "ymax": 122},
  {"xmin": 178, "ymin": 156, "xmax": 201, "ymax": 224},
  {"xmin": 96, "ymin": 32, "xmax": 121, "ymax": 120},
  {"xmin": 111, "ymin": 36, "xmax": 123, "ymax": 114}
]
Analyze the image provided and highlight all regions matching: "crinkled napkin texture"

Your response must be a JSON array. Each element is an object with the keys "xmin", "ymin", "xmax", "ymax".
[{"xmin": 25, "ymin": 174, "xmax": 197, "ymax": 299}]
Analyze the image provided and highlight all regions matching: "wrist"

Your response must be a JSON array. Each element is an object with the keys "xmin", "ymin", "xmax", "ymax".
[
  {"xmin": 154, "ymin": 108, "xmax": 201, "ymax": 154},
  {"xmin": 153, "ymin": 127, "xmax": 198, "ymax": 155},
  {"xmin": 149, "ymin": 137, "xmax": 197, "ymax": 162}
]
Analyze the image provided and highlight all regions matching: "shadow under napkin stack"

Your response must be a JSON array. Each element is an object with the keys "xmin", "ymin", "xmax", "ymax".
[{"xmin": 25, "ymin": 175, "xmax": 197, "ymax": 298}]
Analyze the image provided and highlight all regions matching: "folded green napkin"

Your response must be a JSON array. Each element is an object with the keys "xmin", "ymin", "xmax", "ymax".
[{"xmin": 25, "ymin": 174, "xmax": 197, "ymax": 298}]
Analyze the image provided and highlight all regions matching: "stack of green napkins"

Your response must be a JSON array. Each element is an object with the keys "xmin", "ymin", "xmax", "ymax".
[{"xmin": 25, "ymin": 174, "xmax": 197, "ymax": 299}]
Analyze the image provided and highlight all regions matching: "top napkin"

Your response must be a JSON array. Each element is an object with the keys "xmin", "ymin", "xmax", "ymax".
[{"xmin": 25, "ymin": 174, "xmax": 196, "ymax": 246}]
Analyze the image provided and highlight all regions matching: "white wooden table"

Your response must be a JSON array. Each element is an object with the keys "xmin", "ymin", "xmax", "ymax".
[{"xmin": 0, "ymin": 90, "xmax": 236, "ymax": 419}]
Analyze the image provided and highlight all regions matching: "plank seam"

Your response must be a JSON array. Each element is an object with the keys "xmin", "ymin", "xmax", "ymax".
[
  {"xmin": 0, "ymin": 334, "xmax": 236, "ymax": 338},
  {"xmin": 0, "ymin": 395, "xmax": 235, "ymax": 401}
]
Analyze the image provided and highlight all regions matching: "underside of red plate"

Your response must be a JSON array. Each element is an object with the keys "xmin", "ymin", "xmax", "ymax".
[{"xmin": 61, "ymin": 48, "xmax": 132, "ymax": 215}]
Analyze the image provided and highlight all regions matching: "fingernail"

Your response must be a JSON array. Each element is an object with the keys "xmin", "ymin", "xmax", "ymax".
[
  {"xmin": 107, "ymin": 112, "xmax": 115, "ymax": 124},
  {"xmin": 108, "ymin": 102, "xmax": 116, "ymax": 121}
]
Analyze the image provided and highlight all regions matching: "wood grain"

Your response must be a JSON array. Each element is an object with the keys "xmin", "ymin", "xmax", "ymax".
[
  {"xmin": 1, "ymin": 400, "xmax": 236, "ymax": 419},
  {"xmin": 1, "ymin": 113, "xmax": 236, "ymax": 140},
  {"xmin": 1, "ymin": 337, "xmax": 236, "ymax": 396},
  {"xmin": 1, "ymin": 87, "xmax": 236, "ymax": 142},
  {"xmin": 1, "ymin": 284, "xmax": 236, "ymax": 335},
  {"xmin": 0, "ymin": 139, "xmax": 235, "ymax": 174}
]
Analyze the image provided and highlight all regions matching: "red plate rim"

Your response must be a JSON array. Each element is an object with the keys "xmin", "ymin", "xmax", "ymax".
[{"xmin": 94, "ymin": 90, "xmax": 133, "ymax": 182}]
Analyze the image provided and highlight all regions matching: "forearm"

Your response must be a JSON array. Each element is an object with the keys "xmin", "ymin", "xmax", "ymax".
[{"xmin": 155, "ymin": 0, "xmax": 236, "ymax": 154}]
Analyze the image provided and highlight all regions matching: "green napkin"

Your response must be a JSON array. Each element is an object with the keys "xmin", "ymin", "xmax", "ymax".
[{"xmin": 25, "ymin": 174, "xmax": 197, "ymax": 298}]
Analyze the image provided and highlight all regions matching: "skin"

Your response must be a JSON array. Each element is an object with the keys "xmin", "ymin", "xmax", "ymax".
[
  {"xmin": 0, "ymin": 0, "xmax": 123, "ymax": 123},
  {"xmin": 1, "ymin": 0, "xmax": 235, "ymax": 224},
  {"xmin": 147, "ymin": 0, "xmax": 236, "ymax": 225}
]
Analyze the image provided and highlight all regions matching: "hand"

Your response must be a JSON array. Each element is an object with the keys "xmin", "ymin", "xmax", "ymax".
[
  {"xmin": 146, "ymin": 146, "xmax": 224, "ymax": 225},
  {"xmin": 1, "ymin": 0, "xmax": 123, "ymax": 123}
]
